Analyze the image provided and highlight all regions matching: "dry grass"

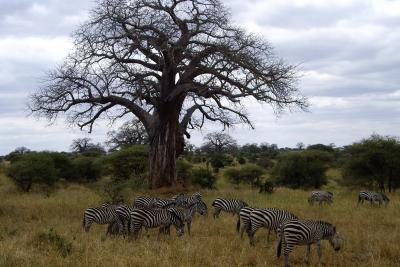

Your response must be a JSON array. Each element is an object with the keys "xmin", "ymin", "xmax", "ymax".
[{"xmin": 0, "ymin": 173, "xmax": 399, "ymax": 267}]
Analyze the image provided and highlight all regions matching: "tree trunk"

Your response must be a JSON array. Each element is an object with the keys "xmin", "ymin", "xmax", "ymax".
[{"xmin": 148, "ymin": 107, "xmax": 181, "ymax": 188}]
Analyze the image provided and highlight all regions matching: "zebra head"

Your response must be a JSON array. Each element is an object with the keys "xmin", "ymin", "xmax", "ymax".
[
  {"xmin": 329, "ymin": 226, "xmax": 343, "ymax": 251},
  {"xmin": 195, "ymin": 200, "xmax": 208, "ymax": 216},
  {"xmin": 168, "ymin": 209, "xmax": 185, "ymax": 237}
]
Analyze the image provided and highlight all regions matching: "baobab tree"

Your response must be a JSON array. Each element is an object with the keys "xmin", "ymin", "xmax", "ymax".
[
  {"xmin": 201, "ymin": 132, "xmax": 238, "ymax": 153},
  {"xmin": 105, "ymin": 119, "xmax": 149, "ymax": 151},
  {"xmin": 30, "ymin": 0, "xmax": 307, "ymax": 188}
]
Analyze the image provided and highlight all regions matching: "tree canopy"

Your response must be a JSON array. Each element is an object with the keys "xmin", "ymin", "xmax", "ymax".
[{"xmin": 30, "ymin": 0, "xmax": 307, "ymax": 188}]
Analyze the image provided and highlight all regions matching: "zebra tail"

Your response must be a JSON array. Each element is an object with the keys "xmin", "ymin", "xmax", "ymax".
[
  {"xmin": 277, "ymin": 227, "xmax": 283, "ymax": 258},
  {"xmin": 211, "ymin": 200, "xmax": 216, "ymax": 207}
]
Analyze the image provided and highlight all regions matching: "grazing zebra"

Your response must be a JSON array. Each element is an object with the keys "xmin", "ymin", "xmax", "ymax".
[
  {"xmin": 132, "ymin": 196, "xmax": 176, "ymax": 209},
  {"xmin": 129, "ymin": 207, "xmax": 185, "ymax": 239},
  {"xmin": 212, "ymin": 198, "xmax": 248, "ymax": 222},
  {"xmin": 277, "ymin": 219, "xmax": 342, "ymax": 267},
  {"xmin": 172, "ymin": 192, "xmax": 203, "ymax": 207},
  {"xmin": 308, "ymin": 191, "xmax": 333, "ymax": 206},
  {"xmin": 166, "ymin": 200, "xmax": 208, "ymax": 235},
  {"xmin": 358, "ymin": 191, "xmax": 390, "ymax": 206},
  {"xmin": 238, "ymin": 206, "xmax": 255, "ymax": 238},
  {"xmin": 247, "ymin": 208, "xmax": 297, "ymax": 246},
  {"xmin": 83, "ymin": 205, "xmax": 123, "ymax": 235}
]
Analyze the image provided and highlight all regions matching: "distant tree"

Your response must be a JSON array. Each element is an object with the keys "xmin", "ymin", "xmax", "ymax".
[
  {"xmin": 201, "ymin": 132, "xmax": 238, "ymax": 153},
  {"xmin": 307, "ymin": 143, "xmax": 335, "ymax": 153},
  {"xmin": 105, "ymin": 119, "xmax": 148, "ymax": 151},
  {"xmin": 273, "ymin": 150, "xmax": 332, "ymax": 189},
  {"xmin": 4, "ymin": 147, "xmax": 31, "ymax": 163},
  {"xmin": 70, "ymin": 138, "xmax": 106, "ymax": 156},
  {"xmin": 30, "ymin": 0, "xmax": 307, "ymax": 188},
  {"xmin": 296, "ymin": 142, "xmax": 305, "ymax": 150},
  {"xmin": 6, "ymin": 152, "xmax": 58, "ymax": 192},
  {"xmin": 343, "ymin": 134, "xmax": 400, "ymax": 192}
]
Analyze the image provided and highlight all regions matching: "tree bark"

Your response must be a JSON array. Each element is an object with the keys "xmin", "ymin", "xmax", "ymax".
[{"xmin": 148, "ymin": 105, "xmax": 182, "ymax": 188}]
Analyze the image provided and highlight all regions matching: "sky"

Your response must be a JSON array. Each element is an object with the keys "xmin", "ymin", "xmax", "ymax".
[{"xmin": 0, "ymin": 0, "xmax": 399, "ymax": 155}]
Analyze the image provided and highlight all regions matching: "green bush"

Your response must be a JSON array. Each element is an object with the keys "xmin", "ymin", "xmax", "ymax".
[
  {"xmin": 272, "ymin": 150, "xmax": 332, "ymax": 189},
  {"xmin": 70, "ymin": 156, "xmax": 103, "ymax": 182},
  {"xmin": 237, "ymin": 157, "xmax": 246, "ymax": 164},
  {"xmin": 6, "ymin": 152, "xmax": 58, "ymax": 192},
  {"xmin": 34, "ymin": 228, "xmax": 72, "ymax": 257},
  {"xmin": 191, "ymin": 168, "xmax": 216, "ymax": 189},
  {"xmin": 107, "ymin": 145, "xmax": 148, "ymax": 180},
  {"xmin": 224, "ymin": 164, "xmax": 264, "ymax": 185},
  {"xmin": 176, "ymin": 158, "xmax": 193, "ymax": 182}
]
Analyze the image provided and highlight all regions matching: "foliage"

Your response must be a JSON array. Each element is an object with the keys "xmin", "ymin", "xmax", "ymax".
[
  {"xmin": 6, "ymin": 152, "xmax": 58, "ymax": 192},
  {"xmin": 258, "ymin": 180, "xmax": 275, "ymax": 194},
  {"xmin": 70, "ymin": 156, "xmax": 103, "ymax": 182},
  {"xmin": 105, "ymin": 119, "xmax": 148, "ymax": 151},
  {"xmin": 201, "ymin": 132, "xmax": 238, "ymax": 153},
  {"xmin": 106, "ymin": 145, "xmax": 148, "ymax": 181},
  {"xmin": 70, "ymin": 138, "xmax": 106, "ymax": 157},
  {"xmin": 342, "ymin": 135, "xmax": 400, "ymax": 191},
  {"xmin": 272, "ymin": 150, "xmax": 332, "ymax": 189},
  {"xmin": 224, "ymin": 164, "xmax": 264, "ymax": 185},
  {"xmin": 4, "ymin": 147, "xmax": 31, "ymax": 163},
  {"xmin": 307, "ymin": 143, "xmax": 335, "ymax": 153},
  {"xmin": 237, "ymin": 156, "xmax": 246, "ymax": 164},
  {"xmin": 191, "ymin": 168, "xmax": 216, "ymax": 189},
  {"xmin": 34, "ymin": 228, "xmax": 72, "ymax": 257},
  {"xmin": 176, "ymin": 158, "xmax": 193, "ymax": 182}
]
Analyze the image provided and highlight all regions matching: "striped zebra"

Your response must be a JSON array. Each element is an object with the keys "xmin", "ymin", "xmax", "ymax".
[
  {"xmin": 132, "ymin": 196, "xmax": 176, "ymax": 209},
  {"xmin": 247, "ymin": 208, "xmax": 297, "ymax": 246},
  {"xmin": 308, "ymin": 191, "xmax": 333, "ymax": 206},
  {"xmin": 83, "ymin": 204, "xmax": 123, "ymax": 235},
  {"xmin": 166, "ymin": 200, "xmax": 208, "ymax": 235},
  {"xmin": 277, "ymin": 219, "xmax": 342, "ymax": 267},
  {"xmin": 212, "ymin": 198, "xmax": 248, "ymax": 219},
  {"xmin": 129, "ymin": 207, "xmax": 185, "ymax": 239},
  {"xmin": 174, "ymin": 192, "xmax": 203, "ymax": 207},
  {"xmin": 358, "ymin": 191, "xmax": 390, "ymax": 206},
  {"xmin": 238, "ymin": 206, "xmax": 255, "ymax": 238}
]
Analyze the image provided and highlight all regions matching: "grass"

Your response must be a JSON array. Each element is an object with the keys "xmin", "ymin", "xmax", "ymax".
[{"xmin": 0, "ymin": 172, "xmax": 399, "ymax": 267}]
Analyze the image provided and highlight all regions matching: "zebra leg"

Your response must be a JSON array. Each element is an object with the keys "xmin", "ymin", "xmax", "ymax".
[
  {"xmin": 187, "ymin": 221, "xmax": 191, "ymax": 236},
  {"xmin": 213, "ymin": 208, "xmax": 220, "ymax": 219},
  {"xmin": 249, "ymin": 230, "xmax": 256, "ymax": 246},
  {"xmin": 317, "ymin": 241, "xmax": 322, "ymax": 263},
  {"xmin": 240, "ymin": 223, "xmax": 247, "ymax": 239},
  {"xmin": 305, "ymin": 244, "xmax": 311, "ymax": 265}
]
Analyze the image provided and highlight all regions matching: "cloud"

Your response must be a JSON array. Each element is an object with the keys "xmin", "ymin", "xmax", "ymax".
[{"xmin": 0, "ymin": 0, "xmax": 399, "ymax": 155}]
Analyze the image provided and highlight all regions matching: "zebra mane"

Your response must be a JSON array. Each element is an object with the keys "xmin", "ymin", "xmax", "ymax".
[{"xmin": 167, "ymin": 208, "xmax": 184, "ymax": 225}]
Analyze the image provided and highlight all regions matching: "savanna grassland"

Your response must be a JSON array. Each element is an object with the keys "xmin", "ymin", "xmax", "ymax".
[{"xmin": 0, "ymin": 171, "xmax": 399, "ymax": 267}]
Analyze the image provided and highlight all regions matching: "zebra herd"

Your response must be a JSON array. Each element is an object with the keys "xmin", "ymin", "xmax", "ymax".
[
  {"xmin": 83, "ymin": 192, "xmax": 207, "ymax": 239},
  {"xmin": 82, "ymin": 189, "xmax": 389, "ymax": 267}
]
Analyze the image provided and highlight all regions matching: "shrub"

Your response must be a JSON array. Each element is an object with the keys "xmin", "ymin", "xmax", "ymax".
[
  {"xmin": 237, "ymin": 157, "xmax": 246, "ymax": 164},
  {"xmin": 191, "ymin": 168, "xmax": 216, "ymax": 189},
  {"xmin": 224, "ymin": 164, "xmax": 264, "ymax": 185},
  {"xmin": 70, "ymin": 156, "xmax": 102, "ymax": 182},
  {"xmin": 6, "ymin": 152, "xmax": 58, "ymax": 192},
  {"xmin": 258, "ymin": 180, "xmax": 274, "ymax": 194},
  {"xmin": 272, "ymin": 150, "xmax": 332, "ymax": 189},
  {"xmin": 176, "ymin": 158, "xmax": 193, "ymax": 182},
  {"xmin": 34, "ymin": 228, "xmax": 72, "ymax": 257},
  {"xmin": 107, "ymin": 145, "xmax": 148, "ymax": 180}
]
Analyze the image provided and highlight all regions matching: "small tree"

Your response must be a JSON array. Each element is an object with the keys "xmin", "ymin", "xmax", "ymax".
[
  {"xmin": 273, "ymin": 150, "xmax": 332, "ymax": 189},
  {"xmin": 201, "ymin": 132, "xmax": 238, "ymax": 154},
  {"xmin": 224, "ymin": 164, "xmax": 264, "ymax": 186},
  {"xmin": 191, "ymin": 168, "xmax": 216, "ymax": 189},
  {"xmin": 70, "ymin": 138, "xmax": 106, "ymax": 157},
  {"xmin": 105, "ymin": 119, "xmax": 148, "ymax": 151},
  {"xmin": 6, "ymin": 153, "xmax": 58, "ymax": 192}
]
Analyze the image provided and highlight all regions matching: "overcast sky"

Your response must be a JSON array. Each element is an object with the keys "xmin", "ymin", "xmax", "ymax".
[{"xmin": 0, "ymin": 0, "xmax": 399, "ymax": 155}]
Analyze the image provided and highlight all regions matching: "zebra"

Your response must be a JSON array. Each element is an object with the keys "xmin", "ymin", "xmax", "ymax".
[
  {"xmin": 308, "ymin": 191, "xmax": 333, "ymax": 206},
  {"xmin": 358, "ymin": 191, "xmax": 390, "ymax": 206},
  {"xmin": 277, "ymin": 219, "xmax": 342, "ymax": 267},
  {"xmin": 172, "ymin": 192, "xmax": 203, "ymax": 208},
  {"xmin": 212, "ymin": 198, "xmax": 248, "ymax": 220},
  {"xmin": 83, "ymin": 204, "xmax": 123, "ymax": 235},
  {"xmin": 129, "ymin": 207, "xmax": 185, "ymax": 239},
  {"xmin": 132, "ymin": 196, "xmax": 177, "ymax": 209},
  {"xmin": 247, "ymin": 208, "xmax": 297, "ymax": 246},
  {"xmin": 165, "ymin": 200, "xmax": 208, "ymax": 235},
  {"xmin": 238, "ymin": 206, "xmax": 255, "ymax": 238}
]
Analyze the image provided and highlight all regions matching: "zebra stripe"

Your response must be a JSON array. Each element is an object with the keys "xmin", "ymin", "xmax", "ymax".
[
  {"xmin": 308, "ymin": 191, "xmax": 333, "ymax": 206},
  {"xmin": 247, "ymin": 208, "xmax": 297, "ymax": 246},
  {"xmin": 129, "ymin": 208, "xmax": 185, "ymax": 239},
  {"xmin": 358, "ymin": 191, "xmax": 390, "ymax": 206},
  {"xmin": 83, "ymin": 205, "xmax": 123, "ymax": 235},
  {"xmin": 166, "ymin": 200, "xmax": 207, "ymax": 235},
  {"xmin": 212, "ymin": 198, "xmax": 248, "ymax": 219},
  {"xmin": 277, "ymin": 219, "xmax": 342, "ymax": 267},
  {"xmin": 132, "ymin": 196, "xmax": 177, "ymax": 209},
  {"xmin": 172, "ymin": 192, "xmax": 203, "ymax": 208},
  {"xmin": 238, "ymin": 206, "xmax": 255, "ymax": 238}
]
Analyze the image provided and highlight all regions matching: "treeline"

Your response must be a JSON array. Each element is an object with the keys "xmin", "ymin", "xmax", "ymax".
[{"xmin": 1, "ymin": 133, "xmax": 400, "ymax": 194}]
